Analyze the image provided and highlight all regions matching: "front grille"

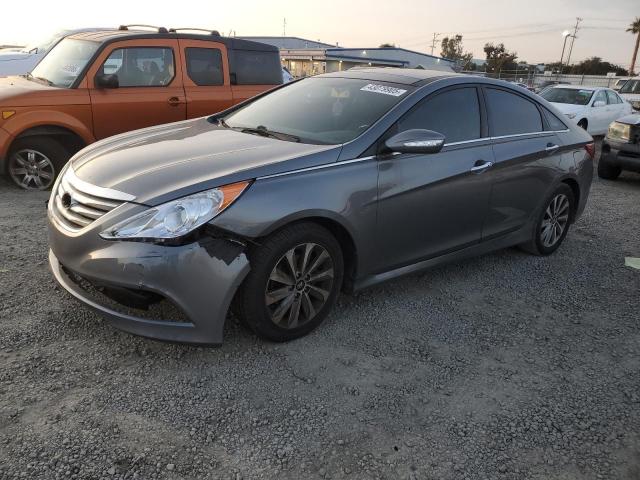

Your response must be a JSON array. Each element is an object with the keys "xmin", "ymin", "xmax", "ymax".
[{"xmin": 50, "ymin": 168, "xmax": 129, "ymax": 232}]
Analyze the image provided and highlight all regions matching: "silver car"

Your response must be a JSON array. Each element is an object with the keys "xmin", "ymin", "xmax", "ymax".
[{"xmin": 48, "ymin": 68, "xmax": 594, "ymax": 344}]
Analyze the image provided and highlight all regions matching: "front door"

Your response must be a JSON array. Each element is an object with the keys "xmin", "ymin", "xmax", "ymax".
[
  {"xmin": 177, "ymin": 39, "xmax": 233, "ymax": 117},
  {"xmin": 375, "ymin": 86, "xmax": 493, "ymax": 272},
  {"xmin": 87, "ymin": 39, "xmax": 186, "ymax": 139}
]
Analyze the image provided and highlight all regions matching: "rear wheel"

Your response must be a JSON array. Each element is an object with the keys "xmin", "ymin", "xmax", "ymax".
[
  {"xmin": 7, "ymin": 137, "xmax": 69, "ymax": 190},
  {"xmin": 577, "ymin": 119, "xmax": 588, "ymax": 131},
  {"xmin": 235, "ymin": 222, "xmax": 344, "ymax": 342},
  {"xmin": 521, "ymin": 184, "xmax": 575, "ymax": 256}
]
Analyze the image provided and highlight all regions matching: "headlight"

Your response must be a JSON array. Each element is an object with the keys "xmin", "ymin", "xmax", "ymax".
[
  {"xmin": 100, "ymin": 181, "xmax": 249, "ymax": 240},
  {"xmin": 607, "ymin": 122, "xmax": 631, "ymax": 142},
  {"xmin": 565, "ymin": 113, "xmax": 577, "ymax": 119}
]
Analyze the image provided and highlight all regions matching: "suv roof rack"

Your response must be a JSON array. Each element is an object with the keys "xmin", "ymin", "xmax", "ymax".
[
  {"xmin": 168, "ymin": 28, "xmax": 221, "ymax": 37},
  {"xmin": 118, "ymin": 24, "xmax": 169, "ymax": 34}
]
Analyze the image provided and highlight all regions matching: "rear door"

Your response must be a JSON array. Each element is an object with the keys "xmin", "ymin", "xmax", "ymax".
[
  {"xmin": 177, "ymin": 38, "xmax": 233, "ymax": 117},
  {"xmin": 88, "ymin": 39, "xmax": 186, "ymax": 139},
  {"xmin": 482, "ymin": 87, "xmax": 565, "ymax": 239},
  {"xmin": 375, "ymin": 86, "xmax": 494, "ymax": 271}
]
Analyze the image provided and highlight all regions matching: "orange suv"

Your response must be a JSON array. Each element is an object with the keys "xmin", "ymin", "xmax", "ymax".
[{"xmin": 0, "ymin": 26, "xmax": 283, "ymax": 190}]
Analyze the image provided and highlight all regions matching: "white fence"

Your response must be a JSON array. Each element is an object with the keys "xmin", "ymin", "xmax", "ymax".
[{"xmin": 461, "ymin": 70, "xmax": 626, "ymax": 89}]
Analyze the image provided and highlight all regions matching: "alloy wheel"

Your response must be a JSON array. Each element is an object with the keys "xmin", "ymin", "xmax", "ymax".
[
  {"xmin": 264, "ymin": 242, "xmax": 334, "ymax": 329},
  {"xmin": 9, "ymin": 149, "xmax": 55, "ymax": 190},
  {"xmin": 540, "ymin": 193, "xmax": 570, "ymax": 248}
]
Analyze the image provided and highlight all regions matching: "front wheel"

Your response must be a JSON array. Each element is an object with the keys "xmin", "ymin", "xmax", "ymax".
[
  {"xmin": 597, "ymin": 154, "xmax": 621, "ymax": 180},
  {"xmin": 521, "ymin": 184, "xmax": 575, "ymax": 256},
  {"xmin": 235, "ymin": 222, "xmax": 344, "ymax": 342},
  {"xmin": 7, "ymin": 137, "xmax": 70, "ymax": 190}
]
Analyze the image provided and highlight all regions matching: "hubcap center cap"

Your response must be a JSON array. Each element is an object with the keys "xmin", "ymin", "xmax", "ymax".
[{"xmin": 295, "ymin": 280, "xmax": 306, "ymax": 291}]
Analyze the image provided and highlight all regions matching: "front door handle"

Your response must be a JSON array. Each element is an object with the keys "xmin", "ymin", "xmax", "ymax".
[
  {"xmin": 168, "ymin": 97, "xmax": 183, "ymax": 106},
  {"xmin": 470, "ymin": 160, "xmax": 493, "ymax": 173},
  {"xmin": 545, "ymin": 143, "xmax": 560, "ymax": 153}
]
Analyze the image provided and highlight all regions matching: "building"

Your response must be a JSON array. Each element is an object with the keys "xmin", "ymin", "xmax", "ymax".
[{"xmin": 240, "ymin": 36, "xmax": 455, "ymax": 77}]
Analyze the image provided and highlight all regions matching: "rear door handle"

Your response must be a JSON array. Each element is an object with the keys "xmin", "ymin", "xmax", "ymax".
[
  {"xmin": 470, "ymin": 160, "xmax": 493, "ymax": 173},
  {"xmin": 545, "ymin": 143, "xmax": 560, "ymax": 153}
]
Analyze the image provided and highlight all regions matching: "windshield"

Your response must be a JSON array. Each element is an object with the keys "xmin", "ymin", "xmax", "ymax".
[
  {"xmin": 22, "ymin": 30, "xmax": 67, "ymax": 54},
  {"xmin": 223, "ymin": 77, "xmax": 412, "ymax": 144},
  {"xmin": 620, "ymin": 79, "xmax": 640, "ymax": 94},
  {"xmin": 30, "ymin": 38, "xmax": 99, "ymax": 88},
  {"xmin": 541, "ymin": 88, "xmax": 594, "ymax": 106}
]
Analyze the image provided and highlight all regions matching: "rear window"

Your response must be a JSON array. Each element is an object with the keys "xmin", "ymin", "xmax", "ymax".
[
  {"xmin": 486, "ymin": 88, "xmax": 543, "ymax": 136},
  {"xmin": 186, "ymin": 47, "xmax": 224, "ymax": 86},
  {"xmin": 542, "ymin": 107, "xmax": 567, "ymax": 131},
  {"xmin": 232, "ymin": 50, "xmax": 282, "ymax": 85}
]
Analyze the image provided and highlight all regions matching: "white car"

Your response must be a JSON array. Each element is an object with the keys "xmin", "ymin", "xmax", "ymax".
[
  {"xmin": 540, "ymin": 85, "xmax": 633, "ymax": 135},
  {"xmin": 619, "ymin": 77, "xmax": 640, "ymax": 111},
  {"xmin": 0, "ymin": 28, "xmax": 103, "ymax": 76}
]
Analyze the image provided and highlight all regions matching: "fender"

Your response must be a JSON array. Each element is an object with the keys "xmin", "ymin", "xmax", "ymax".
[{"xmin": 2, "ymin": 108, "xmax": 96, "ymax": 147}]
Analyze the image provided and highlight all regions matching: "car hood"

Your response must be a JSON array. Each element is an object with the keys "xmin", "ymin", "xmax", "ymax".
[
  {"xmin": 549, "ymin": 103, "xmax": 586, "ymax": 116},
  {"xmin": 0, "ymin": 51, "xmax": 31, "ymax": 62},
  {"xmin": 71, "ymin": 117, "xmax": 340, "ymax": 205},
  {"xmin": 0, "ymin": 75, "xmax": 63, "ymax": 104},
  {"xmin": 616, "ymin": 113, "xmax": 640, "ymax": 126}
]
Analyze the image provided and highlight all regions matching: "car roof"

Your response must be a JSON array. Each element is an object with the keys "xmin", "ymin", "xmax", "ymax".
[
  {"xmin": 65, "ymin": 29, "xmax": 279, "ymax": 52},
  {"xmin": 548, "ymin": 84, "xmax": 606, "ymax": 91},
  {"xmin": 316, "ymin": 67, "xmax": 459, "ymax": 86}
]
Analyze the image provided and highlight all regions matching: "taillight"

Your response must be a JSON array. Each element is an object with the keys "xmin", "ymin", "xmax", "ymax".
[{"xmin": 584, "ymin": 142, "xmax": 595, "ymax": 159}]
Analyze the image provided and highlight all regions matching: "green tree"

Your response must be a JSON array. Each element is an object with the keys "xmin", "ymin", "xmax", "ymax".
[
  {"xmin": 379, "ymin": 43, "xmax": 395, "ymax": 48},
  {"xmin": 570, "ymin": 57, "xmax": 628, "ymax": 76},
  {"xmin": 440, "ymin": 35, "xmax": 474, "ymax": 69},
  {"xmin": 627, "ymin": 17, "xmax": 640, "ymax": 75},
  {"xmin": 483, "ymin": 43, "xmax": 518, "ymax": 73}
]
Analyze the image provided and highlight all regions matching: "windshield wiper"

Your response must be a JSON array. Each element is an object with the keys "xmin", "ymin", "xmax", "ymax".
[
  {"xmin": 34, "ymin": 76, "xmax": 54, "ymax": 86},
  {"xmin": 236, "ymin": 125, "xmax": 300, "ymax": 143}
]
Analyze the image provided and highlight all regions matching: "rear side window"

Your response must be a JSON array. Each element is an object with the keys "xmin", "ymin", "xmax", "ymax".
[
  {"xmin": 232, "ymin": 50, "xmax": 282, "ymax": 85},
  {"xmin": 101, "ymin": 47, "xmax": 175, "ymax": 87},
  {"xmin": 486, "ymin": 88, "xmax": 542, "ymax": 136},
  {"xmin": 185, "ymin": 48, "xmax": 224, "ymax": 86},
  {"xmin": 397, "ymin": 88, "xmax": 481, "ymax": 143},
  {"xmin": 605, "ymin": 90, "xmax": 622, "ymax": 104},
  {"xmin": 542, "ymin": 107, "xmax": 567, "ymax": 131}
]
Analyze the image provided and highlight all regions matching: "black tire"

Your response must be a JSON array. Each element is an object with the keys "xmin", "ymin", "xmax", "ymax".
[
  {"xmin": 577, "ymin": 119, "xmax": 588, "ymax": 131},
  {"xmin": 521, "ymin": 183, "xmax": 575, "ymax": 256},
  {"xmin": 7, "ymin": 136, "xmax": 70, "ymax": 190},
  {"xmin": 235, "ymin": 222, "xmax": 344, "ymax": 342},
  {"xmin": 597, "ymin": 154, "xmax": 621, "ymax": 180}
]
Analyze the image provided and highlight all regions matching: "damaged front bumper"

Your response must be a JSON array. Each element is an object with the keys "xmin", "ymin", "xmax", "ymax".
[{"xmin": 48, "ymin": 214, "xmax": 250, "ymax": 345}]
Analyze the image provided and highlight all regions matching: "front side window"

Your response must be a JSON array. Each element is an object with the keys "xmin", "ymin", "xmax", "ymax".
[
  {"xmin": 397, "ymin": 88, "xmax": 481, "ymax": 143},
  {"xmin": 593, "ymin": 91, "xmax": 607, "ymax": 105},
  {"xmin": 620, "ymin": 79, "xmax": 640, "ymax": 94},
  {"xmin": 541, "ymin": 87, "xmax": 594, "ymax": 106},
  {"xmin": 486, "ymin": 88, "xmax": 542, "ymax": 136},
  {"xmin": 30, "ymin": 38, "xmax": 100, "ymax": 88},
  {"xmin": 185, "ymin": 48, "xmax": 224, "ymax": 86},
  {"xmin": 100, "ymin": 47, "xmax": 175, "ymax": 87},
  {"xmin": 223, "ymin": 77, "xmax": 412, "ymax": 144}
]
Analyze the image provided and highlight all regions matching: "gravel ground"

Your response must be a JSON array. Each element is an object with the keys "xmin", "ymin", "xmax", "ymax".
[{"xmin": 0, "ymin": 143, "xmax": 639, "ymax": 480}]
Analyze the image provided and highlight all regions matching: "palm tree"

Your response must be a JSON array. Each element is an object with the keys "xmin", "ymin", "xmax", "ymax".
[{"xmin": 628, "ymin": 17, "xmax": 640, "ymax": 75}]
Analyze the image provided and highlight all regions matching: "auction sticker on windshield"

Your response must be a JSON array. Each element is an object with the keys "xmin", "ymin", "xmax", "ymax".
[{"xmin": 361, "ymin": 84, "xmax": 407, "ymax": 96}]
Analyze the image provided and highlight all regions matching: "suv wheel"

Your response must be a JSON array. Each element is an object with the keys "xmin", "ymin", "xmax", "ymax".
[
  {"xmin": 521, "ymin": 184, "xmax": 575, "ymax": 256},
  {"xmin": 235, "ymin": 222, "xmax": 344, "ymax": 342},
  {"xmin": 577, "ymin": 119, "xmax": 588, "ymax": 131},
  {"xmin": 597, "ymin": 155, "xmax": 621, "ymax": 180},
  {"xmin": 7, "ymin": 137, "xmax": 69, "ymax": 190}
]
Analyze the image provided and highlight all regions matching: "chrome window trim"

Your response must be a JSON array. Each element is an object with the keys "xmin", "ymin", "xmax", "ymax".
[
  {"xmin": 66, "ymin": 167, "xmax": 136, "ymax": 202},
  {"xmin": 258, "ymin": 156, "xmax": 375, "ymax": 180}
]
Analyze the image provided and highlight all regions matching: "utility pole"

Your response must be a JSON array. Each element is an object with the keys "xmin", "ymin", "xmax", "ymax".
[
  {"xmin": 430, "ymin": 32, "xmax": 440, "ymax": 56},
  {"xmin": 565, "ymin": 17, "xmax": 582, "ymax": 68},
  {"xmin": 283, "ymin": 18, "xmax": 287, "ymax": 37}
]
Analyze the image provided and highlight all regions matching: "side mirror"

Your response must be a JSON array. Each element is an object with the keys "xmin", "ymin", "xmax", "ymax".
[
  {"xmin": 384, "ymin": 129, "xmax": 446, "ymax": 154},
  {"xmin": 593, "ymin": 100, "xmax": 606, "ymax": 108},
  {"xmin": 95, "ymin": 73, "xmax": 119, "ymax": 89}
]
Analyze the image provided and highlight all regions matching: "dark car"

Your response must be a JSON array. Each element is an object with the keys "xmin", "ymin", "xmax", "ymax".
[
  {"xmin": 47, "ymin": 68, "xmax": 594, "ymax": 345},
  {"xmin": 598, "ymin": 113, "xmax": 640, "ymax": 179}
]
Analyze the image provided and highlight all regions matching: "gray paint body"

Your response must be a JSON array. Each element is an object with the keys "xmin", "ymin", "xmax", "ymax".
[{"xmin": 48, "ymin": 69, "xmax": 594, "ymax": 344}]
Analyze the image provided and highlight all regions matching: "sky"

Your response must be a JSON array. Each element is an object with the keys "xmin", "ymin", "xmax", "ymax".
[{"xmin": 1, "ymin": 0, "xmax": 638, "ymax": 69}]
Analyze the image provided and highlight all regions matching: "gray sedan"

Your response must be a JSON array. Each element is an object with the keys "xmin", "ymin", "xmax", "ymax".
[{"xmin": 47, "ymin": 68, "xmax": 594, "ymax": 344}]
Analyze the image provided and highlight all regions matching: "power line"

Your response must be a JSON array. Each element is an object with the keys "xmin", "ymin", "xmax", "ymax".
[{"xmin": 565, "ymin": 17, "xmax": 582, "ymax": 67}]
